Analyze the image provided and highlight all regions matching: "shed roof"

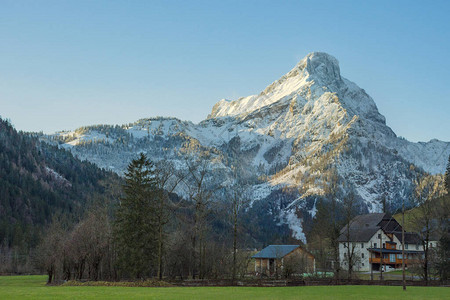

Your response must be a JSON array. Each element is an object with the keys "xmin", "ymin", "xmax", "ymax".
[{"xmin": 252, "ymin": 245, "xmax": 300, "ymax": 259}]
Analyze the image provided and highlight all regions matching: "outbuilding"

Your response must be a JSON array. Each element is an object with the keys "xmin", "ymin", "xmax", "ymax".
[{"xmin": 252, "ymin": 245, "xmax": 315, "ymax": 276}]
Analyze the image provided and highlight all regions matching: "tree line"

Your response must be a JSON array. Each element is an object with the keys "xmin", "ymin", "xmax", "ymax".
[
  {"xmin": 35, "ymin": 154, "xmax": 450, "ymax": 283},
  {"xmin": 36, "ymin": 153, "xmax": 252, "ymax": 283}
]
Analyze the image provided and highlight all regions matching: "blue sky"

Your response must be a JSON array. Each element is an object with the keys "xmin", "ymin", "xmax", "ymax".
[{"xmin": 1, "ymin": 0, "xmax": 449, "ymax": 142}]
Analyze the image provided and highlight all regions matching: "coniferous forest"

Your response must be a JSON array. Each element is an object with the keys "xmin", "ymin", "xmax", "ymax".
[{"xmin": 0, "ymin": 118, "xmax": 122, "ymax": 273}]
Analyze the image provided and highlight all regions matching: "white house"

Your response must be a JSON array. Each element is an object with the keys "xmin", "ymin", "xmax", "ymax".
[{"xmin": 338, "ymin": 213, "xmax": 434, "ymax": 272}]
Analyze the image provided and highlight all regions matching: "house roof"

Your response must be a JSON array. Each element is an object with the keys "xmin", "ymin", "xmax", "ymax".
[
  {"xmin": 338, "ymin": 213, "xmax": 422, "ymax": 244},
  {"xmin": 337, "ymin": 213, "xmax": 386, "ymax": 242},
  {"xmin": 252, "ymin": 245, "xmax": 300, "ymax": 259},
  {"xmin": 392, "ymin": 231, "xmax": 422, "ymax": 244}
]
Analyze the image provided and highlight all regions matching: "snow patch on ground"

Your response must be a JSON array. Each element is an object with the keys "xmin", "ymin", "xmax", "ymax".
[
  {"xmin": 250, "ymin": 183, "xmax": 275, "ymax": 205},
  {"xmin": 309, "ymin": 200, "xmax": 318, "ymax": 218},
  {"xmin": 283, "ymin": 209, "xmax": 306, "ymax": 243},
  {"xmin": 45, "ymin": 166, "xmax": 71, "ymax": 187}
]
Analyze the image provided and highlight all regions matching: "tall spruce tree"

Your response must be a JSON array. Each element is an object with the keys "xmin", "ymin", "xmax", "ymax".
[
  {"xmin": 445, "ymin": 155, "xmax": 450, "ymax": 194},
  {"xmin": 436, "ymin": 155, "xmax": 450, "ymax": 281},
  {"xmin": 114, "ymin": 153, "xmax": 158, "ymax": 278}
]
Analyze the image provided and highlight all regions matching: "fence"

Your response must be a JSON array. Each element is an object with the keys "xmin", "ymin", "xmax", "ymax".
[{"xmin": 174, "ymin": 278, "xmax": 449, "ymax": 287}]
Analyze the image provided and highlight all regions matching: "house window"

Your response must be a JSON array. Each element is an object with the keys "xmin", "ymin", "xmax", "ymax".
[
  {"xmin": 383, "ymin": 243, "xmax": 385, "ymax": 249},
  {"xmin": 362, "ymin": 253, "xmax": 364, "ymax": 258},
  {"xmin": 398, "ymin": 254, "xmax": 403, "ymax": 259},
  {"xmin": 362, "ymin": 263, "xmax": 365, "ymax": 266},
  {"xmin": 389, "ymin": 254, "xmax": 396, "ymax": 263},
  {"xmin": 378, "ymin": 234, "xmax": 381, "ymax": 239},
  {"xmin": 405, "ymin": 244, "xmax": 408, "ymax": 250},
  {"xmin": 361, "ymin": 243, "xmax": 364, "ymax": 248},
  {"xmin": 374, "ymin": 243, "xmax": 377, "ymax": 248}
]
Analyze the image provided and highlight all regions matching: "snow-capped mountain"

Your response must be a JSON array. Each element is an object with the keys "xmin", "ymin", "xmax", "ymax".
[{"xmin": 45, "ymin": 52, "xmax": 450, "ymax": 242}]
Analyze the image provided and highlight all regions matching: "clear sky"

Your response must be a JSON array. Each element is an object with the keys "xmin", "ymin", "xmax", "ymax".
[{"xmin": 1, "ymin": 0, "xmax": 449, "ymax": 142}]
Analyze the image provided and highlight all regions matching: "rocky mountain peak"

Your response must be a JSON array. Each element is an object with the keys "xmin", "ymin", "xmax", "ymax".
[
  {"xmin": 294, "ymin": 52, "xmax": 341, "ymax": 83},
  {"xmin": 208, "ymin": 52, "xmax": 346, "ymax": 119}
]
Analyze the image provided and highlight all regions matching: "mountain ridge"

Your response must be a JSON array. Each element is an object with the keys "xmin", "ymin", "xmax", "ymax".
[{"xmin": 43, "ymin": 52, "xmax": 450, "ymax": 241}]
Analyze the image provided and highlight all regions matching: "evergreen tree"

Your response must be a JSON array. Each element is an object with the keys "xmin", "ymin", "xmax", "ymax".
[
  {"xmin": 307, "ymin": 199, "xmax": 333, "ymax": 270},
  {"xmin": 445, "ymin": 155, "xmax": 450, "ymax": 194},
  {"xmin": 114, "ymin": 153, "xmax": 158, "ymax": 278},
  {"xmin": 437, "ymin": 155, "xmax": 450, "ymax": 281}
]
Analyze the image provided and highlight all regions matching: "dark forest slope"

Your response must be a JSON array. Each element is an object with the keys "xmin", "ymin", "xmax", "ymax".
[{"xmin": 0, "ymin": 118, "xmax": 121, "ymax": 250}]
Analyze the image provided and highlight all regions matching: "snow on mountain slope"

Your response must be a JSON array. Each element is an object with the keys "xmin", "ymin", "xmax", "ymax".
[
  {"xmin": 395, "ymin": 138, "xmax": 450, "ymax": 175},
  {"xmin": 45, "ymin": 52, "xmax": 450, "ymax": 242}
]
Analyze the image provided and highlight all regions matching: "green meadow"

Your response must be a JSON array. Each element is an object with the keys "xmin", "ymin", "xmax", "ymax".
[{"xmin": 0, "ymin": 275, "xmax": 448, "ymax": 300}]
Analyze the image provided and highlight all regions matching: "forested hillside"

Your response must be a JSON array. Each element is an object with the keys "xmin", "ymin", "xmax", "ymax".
[{"xmin": 0, "ymin": 117, "xmax": 121, "ymax": 272}]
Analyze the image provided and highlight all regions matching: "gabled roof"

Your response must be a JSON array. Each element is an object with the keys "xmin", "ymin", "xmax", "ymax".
[
  {"xmin": 338, "ymin": 213, "xmax": 387, "ymax": 242},
  {"xmin": 392, "ymin": 231, "xmax": 422, "ymax": 244},
  {"xmin": 252, "ymin": 245, "xmax": 300, "ymax": 259},
  {"xmin": 379, "ymin": 217, "xmax": 402, "ymax": 232},
  {"xmin": 338, "ymin": 213, "xmax": 423, "ymax": 244}
]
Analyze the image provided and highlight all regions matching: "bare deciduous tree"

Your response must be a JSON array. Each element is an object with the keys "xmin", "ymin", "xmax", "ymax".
[
  {"xmin": 183, "ymin": 154, "xmax": 214, "ymax": 279},
  {"xmin": 282, "ymin": 252, "xmax": 308, "ymax": 279},
  {"xmin": 342, "ymin": 192, "xmax": 358, "ymax": 280},
  {"xmin": 412, "ymin": 173, "xmax": 446, "ymax": 283},
  {"xmin": 154, "ymin": 160, "xmax": 184, "ymax": 280},
  {"xmin": 35, "ymin": 222, "xmax": 65, "ymax": 284}
]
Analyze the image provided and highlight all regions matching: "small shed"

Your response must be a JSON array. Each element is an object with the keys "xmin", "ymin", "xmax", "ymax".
[{"xmin": 252, "ymin": 245, "xmax": 315, "ymax": 276}]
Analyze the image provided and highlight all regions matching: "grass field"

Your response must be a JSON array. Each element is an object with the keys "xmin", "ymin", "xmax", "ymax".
[{"xmin": 0, "ymin": 275, "xmax": 448, "ymax": 300}]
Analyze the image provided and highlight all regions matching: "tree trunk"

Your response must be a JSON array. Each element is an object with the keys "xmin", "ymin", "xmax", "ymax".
[
  {"xmin": 424, "ymin": 240, "xmax": 428, "ymax": 284},
  {"xmin": 47, "ymin": 267, "xmax": 53, "ymax": 284},
  {"xmin": 157, "ymin": 223, "xmax": 163, "ymax": 280},
  {"xmin": 232, "ymin": 199, "xmax": 237, "ymax": 285},
  {"xmin": 347, "ymin": 225, "xmax": 351, "ymax": 281}
]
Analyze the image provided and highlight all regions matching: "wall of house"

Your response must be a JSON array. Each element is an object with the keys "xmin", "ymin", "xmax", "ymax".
[
  {"xmin": 285, "ymin": 247, "xmax": 315, "ymax": 273},
  {"xmin": 391, "ymin": 234, "xmax": 439, "ymax": 251},
  {"xmin": 339, "ymin": 230, "xmax": 438, "ymax": 272},
  {"xmin": 339, "ymin": 229, "xmax": 391, "ymax": 272},
  {"xmin": 255, "ymin": 258, "xmax": 269, "ymax": 273},
  {"xmin": 391, "ymin": 234, "xmax": 419, "ymax": 251}
]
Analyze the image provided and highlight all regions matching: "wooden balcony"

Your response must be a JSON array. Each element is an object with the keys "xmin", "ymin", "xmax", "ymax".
[{"xmin": 369, "ymin": 257, "xmax": 419, "ymax": 265}]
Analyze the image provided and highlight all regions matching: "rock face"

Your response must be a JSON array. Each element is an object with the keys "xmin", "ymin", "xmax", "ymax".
[{"xmin": 46, "ymin": 52, "xmax": 450, "ymax": 242}]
